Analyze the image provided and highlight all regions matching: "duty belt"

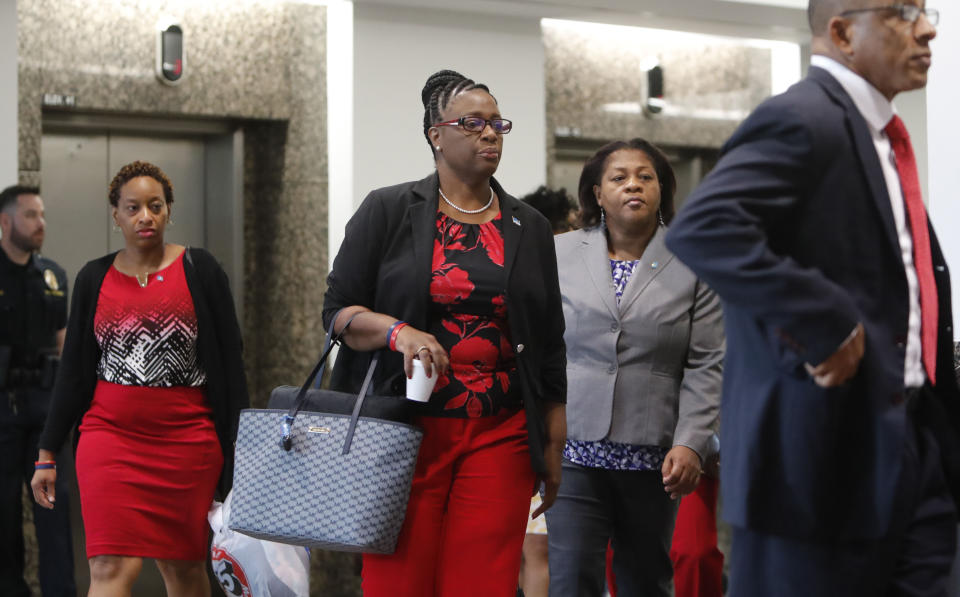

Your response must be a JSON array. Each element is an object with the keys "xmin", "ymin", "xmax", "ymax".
[
  {"xmin": 6, "ymin": 367, "xmax": 48, "ymax": 388},
  {"xmin": 1, "ymin": 356, "xmax": 59, "ymax": 391}
]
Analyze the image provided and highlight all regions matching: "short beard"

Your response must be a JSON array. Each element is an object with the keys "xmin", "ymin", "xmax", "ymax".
[{"xmin": 8, "ymin": 224, "xmax": 42, "ymax": 253}]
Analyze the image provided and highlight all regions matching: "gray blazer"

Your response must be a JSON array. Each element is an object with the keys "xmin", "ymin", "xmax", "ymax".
[{"xmin": 556, "ymin": 225, "xmax": 724, "ymax": 460}]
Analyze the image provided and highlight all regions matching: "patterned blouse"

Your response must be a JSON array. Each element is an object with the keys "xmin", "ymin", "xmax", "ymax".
[
  {"xmin": 94, "ymin": 252, "xmax": 206, "ymax": 387},
  {"xmin": 425, "ymin": 211, "xmax": 519, "ymax": 418},
  {"xmin": 563, "ymin": 258, "xmax": 669, "ymax": 471}
]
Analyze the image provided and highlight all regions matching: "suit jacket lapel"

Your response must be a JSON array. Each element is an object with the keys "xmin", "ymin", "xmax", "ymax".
[
  {"xmin": 809, "ymin": 67, "xmax": 900, "ymax": 257},
  {"xmin": 409, "ymin": 173, "xmax": 439, "ymax": 328},
  {"xmin": 580, "ymin": 227, "xmax": 619, "ymax": 320},
  {"xmin": 496, "ymin": 179, "xmax": 523, "ymax": 286},
  {"xmin": 618, "ymin": 227, "xmax": 674, "ymax": 315}
]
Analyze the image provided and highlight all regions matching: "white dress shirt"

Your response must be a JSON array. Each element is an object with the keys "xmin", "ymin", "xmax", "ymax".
[{"xmin": 811, "ymin": 55, "xmax": 925, "ymax": 388}]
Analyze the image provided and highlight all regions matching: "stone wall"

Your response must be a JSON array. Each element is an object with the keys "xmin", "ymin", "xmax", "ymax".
[{"xmin": 543, "ymin": 20, "xmax": 773, "ymax": 183}]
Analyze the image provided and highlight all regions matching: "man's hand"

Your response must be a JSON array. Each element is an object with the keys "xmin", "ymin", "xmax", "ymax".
[{"xmin": 804, "ymin": 323, "xmax": 865, "ymax": 387}]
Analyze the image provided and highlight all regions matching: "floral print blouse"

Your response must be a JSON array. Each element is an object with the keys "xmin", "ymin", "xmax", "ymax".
[{"xmin": 424, "ymin": 211, "xmax": 519, "ymax": 417}]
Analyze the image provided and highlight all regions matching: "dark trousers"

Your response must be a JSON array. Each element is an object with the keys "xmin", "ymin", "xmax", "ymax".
[
  {"xmin": 0, "ymin": 388, "xmax": 76, "ymax": 597},
  {"xmin": 730, "ymin": 399, "xmax": 958, "ymax": 597},
  {"xmin": 545, "ymin": 461, "xmax": 678, "ymax": 597}
]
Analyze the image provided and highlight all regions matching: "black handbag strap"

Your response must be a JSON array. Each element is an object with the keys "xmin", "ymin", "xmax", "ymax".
[
  {"xmin": 311, "ymin": 311, "xmax": 344, "ymax": 389},
  {"xmin": 343, "ymin": 352, "xmax": 380, "ymax": 455},
  {"xmin": 280, "ymin": 309, "xmax": 381, "ymax": 453}
]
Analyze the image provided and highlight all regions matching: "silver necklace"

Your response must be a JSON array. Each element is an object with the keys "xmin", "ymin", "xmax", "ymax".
[{"xmin": 439, "ymin": 187, "xmax": 495, "ymax": 215}]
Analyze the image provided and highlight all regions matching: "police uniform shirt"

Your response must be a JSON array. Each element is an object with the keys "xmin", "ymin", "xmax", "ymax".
[{"xmin": 0, "ymin": 249, "xmax": 68, "ymax": 368}]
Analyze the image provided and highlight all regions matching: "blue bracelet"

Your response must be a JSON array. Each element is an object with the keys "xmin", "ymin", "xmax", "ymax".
[
  {"xmin": 35, "ymin": 463, "xmax": 56, "ymax": 470},
  {"xmin": 386, "ymin": 320, "xmax": 407, "ymax": 347}
]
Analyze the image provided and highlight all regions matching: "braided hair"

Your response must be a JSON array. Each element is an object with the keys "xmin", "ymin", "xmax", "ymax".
[{"xmin": 421, "ymin": 69, "xmax": 493, "ymax": 157}]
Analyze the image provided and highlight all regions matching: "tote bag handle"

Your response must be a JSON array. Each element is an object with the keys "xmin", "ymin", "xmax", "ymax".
[{"xmin": 280, "ymin": 309, "xmax": 381, "ymax": 455}]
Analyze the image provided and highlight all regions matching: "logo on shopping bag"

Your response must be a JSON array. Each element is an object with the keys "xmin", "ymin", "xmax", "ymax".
[{"xmin": 211, "ymin": 546, "xmax": 252, "ymax": 597}]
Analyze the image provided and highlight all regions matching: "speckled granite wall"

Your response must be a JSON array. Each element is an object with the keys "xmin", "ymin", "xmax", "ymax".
[
  {"xmin": 18, "ymin": 0, "xmax": 328, "ymax": 404},
  {"xmin": 543, "ymin": 20, "xmax": 772, "ymax": 181}
]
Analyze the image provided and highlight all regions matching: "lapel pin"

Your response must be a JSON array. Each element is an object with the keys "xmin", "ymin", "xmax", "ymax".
[
  {"xmin": 650, "ymin": 261, "xmax": 659, "ymax": 269},
  {"xmin": 512, "ymin": 216, "xmax": 521, "ymax": 227}
]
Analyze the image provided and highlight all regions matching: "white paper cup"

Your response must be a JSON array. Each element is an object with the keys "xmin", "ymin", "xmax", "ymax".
[{"xmin": 406, "ymin": 358, "xmax": 438, "ymax": 402}]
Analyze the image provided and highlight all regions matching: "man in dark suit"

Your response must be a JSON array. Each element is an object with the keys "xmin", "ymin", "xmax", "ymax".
[{"xmin": 665, "ymin": 1, "xmax": 960, "ymax": 594}]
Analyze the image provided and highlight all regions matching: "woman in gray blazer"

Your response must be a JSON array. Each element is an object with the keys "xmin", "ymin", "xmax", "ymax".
[{"xmin": 545, "ymin": 138, "xmax": 724, "ymax": 597}]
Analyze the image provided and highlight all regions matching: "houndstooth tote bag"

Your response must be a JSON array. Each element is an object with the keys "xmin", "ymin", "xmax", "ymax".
[{"xmin": 228, "ymin": 314, "xmax": 423, "ymax": 553}]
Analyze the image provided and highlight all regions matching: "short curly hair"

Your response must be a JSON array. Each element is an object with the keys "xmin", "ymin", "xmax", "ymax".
[
  {"xmin": 108, "ymin": 161, "xmax": 174, "ymax": 207},
  {"xmin": 521, "ymin": 185, "xmax": 575, "ymax": 234}
]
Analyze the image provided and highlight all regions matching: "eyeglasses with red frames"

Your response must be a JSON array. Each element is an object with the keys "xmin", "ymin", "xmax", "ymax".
[{"xmin": 433, "ymin": 116, "xmax": 513, "ymax": 134}]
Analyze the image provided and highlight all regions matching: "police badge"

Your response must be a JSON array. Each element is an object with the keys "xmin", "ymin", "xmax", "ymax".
[{"xmin": 43, "ymin": 269, "xmax": 59, "ymax": 291}]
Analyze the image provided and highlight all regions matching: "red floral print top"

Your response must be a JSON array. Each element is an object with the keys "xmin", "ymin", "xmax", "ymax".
[{"xmin": 426, "ymin": 211, "xmax": 519, "ymax": 418}]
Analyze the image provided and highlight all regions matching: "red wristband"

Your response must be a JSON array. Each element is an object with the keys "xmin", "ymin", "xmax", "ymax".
[{"xmin": 388, "ymin": 322, "xmax": 408, "ymax": 351}]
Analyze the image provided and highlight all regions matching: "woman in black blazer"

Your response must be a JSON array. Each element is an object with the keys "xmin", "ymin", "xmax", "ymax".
[{"xmin": 323, "ymin": 70, "xmax": 566, "ymax": 597}]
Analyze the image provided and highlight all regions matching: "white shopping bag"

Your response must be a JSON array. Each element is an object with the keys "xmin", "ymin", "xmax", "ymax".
[{"xmin": 209, "ymin": 492, "xmax": 311, "ymax": 597}]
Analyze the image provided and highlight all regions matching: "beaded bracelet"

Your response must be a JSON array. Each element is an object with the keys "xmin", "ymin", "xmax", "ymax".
[{"xmin": 387, "ymin": 321, "xmax": 408, "ymax": 351}]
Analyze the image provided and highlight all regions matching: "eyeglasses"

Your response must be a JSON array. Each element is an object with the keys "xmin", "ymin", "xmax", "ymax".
[
  {"xmin": 433, "ymin": 116, "xmax": 513, "ymax": 134},
  {"xmin": 839, "ymin": 4, "xmax": 939, "ymax": 26}
]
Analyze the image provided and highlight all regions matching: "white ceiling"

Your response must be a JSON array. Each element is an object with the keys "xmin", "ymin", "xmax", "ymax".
[{"xmin": 350, "ymin": 0, "xmax": 810, "ymax": 42}]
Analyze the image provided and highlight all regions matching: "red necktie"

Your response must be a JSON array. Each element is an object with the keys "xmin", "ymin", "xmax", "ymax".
[{"xmin": 884, "ymin": 115, "xmax": 938, "ymax": 385}]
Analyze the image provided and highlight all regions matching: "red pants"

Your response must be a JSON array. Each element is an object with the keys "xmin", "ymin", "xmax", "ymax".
[
  {"xmin": 670, "ymin": 476, "xmax": 723, "ymax": 597},
  {"xmin": 607, "ymin": 476, "xmax": 723, "ymax": 597},
  {"xmin": 362, "ymin": 408, "xmax": 535, "ymax": 597}
]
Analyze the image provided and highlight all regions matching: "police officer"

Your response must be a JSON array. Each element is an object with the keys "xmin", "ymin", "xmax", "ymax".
[{"xmin": 0, "ymin": 185, "xmax": 76, "ymax": 597}]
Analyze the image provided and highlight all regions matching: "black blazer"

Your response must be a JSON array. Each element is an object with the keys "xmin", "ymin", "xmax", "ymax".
[
  {"xmin": 38, "ymin": 248, "xmax": 249, "ymax": 497},
  {"xmin": 666, "ymin": 67, "xmax": 960, "ymax": 540},
  {"xmin": 323, "ymin": 172, "xmax": 567, "ymax": 475}
]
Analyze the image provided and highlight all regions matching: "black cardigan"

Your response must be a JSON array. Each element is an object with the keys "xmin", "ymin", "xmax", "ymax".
[
  {"xmin": 323, "ymin": 172, "xmax": 566, "ymax": 475},
  {"xmin": 38, "ymin": 247, "xmax": 249, "ymax": 497}
]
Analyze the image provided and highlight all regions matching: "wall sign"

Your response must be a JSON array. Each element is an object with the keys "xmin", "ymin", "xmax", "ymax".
[
  {"xmin": 42, "ymin": 94, "xmax": 76, "ymax": 108},
  {"xmin": 156, "ymin": 19, "xmax": 185, "ymax": 86}
]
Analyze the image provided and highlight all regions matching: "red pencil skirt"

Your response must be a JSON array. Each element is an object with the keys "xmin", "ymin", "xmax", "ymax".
[{"xmin": 76, "ymin": 380, "xmax": 222, "ymax": 560}]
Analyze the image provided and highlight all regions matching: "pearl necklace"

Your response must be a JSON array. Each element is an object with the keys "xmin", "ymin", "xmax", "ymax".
[{"xmin": 439, "ymin": 187, "xmax": 495, "ymax": 215}]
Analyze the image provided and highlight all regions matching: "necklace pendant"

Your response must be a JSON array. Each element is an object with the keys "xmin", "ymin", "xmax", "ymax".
[{"xmin": 136, "ymin": 273, "xmax": 149, "ymax": 288}]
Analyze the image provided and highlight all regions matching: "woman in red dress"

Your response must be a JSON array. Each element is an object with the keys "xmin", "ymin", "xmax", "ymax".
[{"xmin": 31, "ymin": 161, "xmax": 248, "ymax": 596}]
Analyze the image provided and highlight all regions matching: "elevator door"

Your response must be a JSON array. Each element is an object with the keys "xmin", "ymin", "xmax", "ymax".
[{"xmin": 40, "ymin": 133, "xmax": 206, "ymax": 289}]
